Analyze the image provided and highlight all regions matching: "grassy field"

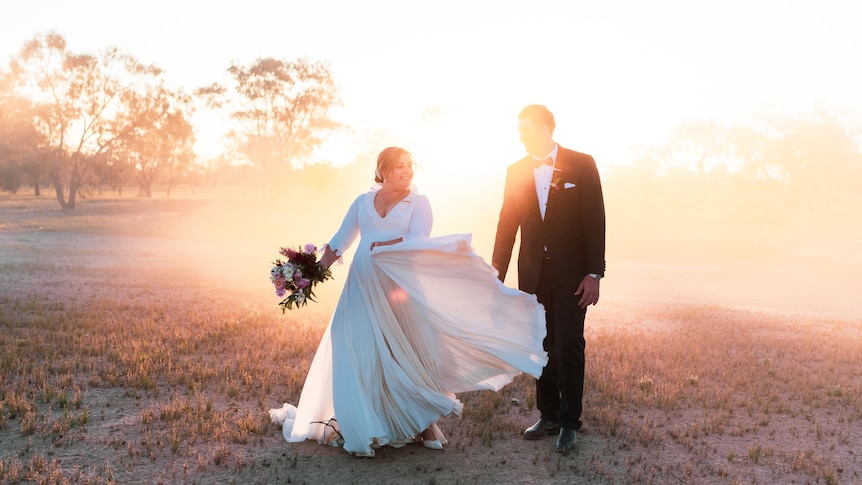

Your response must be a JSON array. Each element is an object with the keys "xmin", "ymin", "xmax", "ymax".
[{"xmin": 1, "ymin": 191, "xmax": 860, "ymax": 484}]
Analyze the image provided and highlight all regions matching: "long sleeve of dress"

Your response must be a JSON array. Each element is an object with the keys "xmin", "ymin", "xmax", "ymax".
[
  {"xmin": 402, "ymin": 195, "xmax": 433, "ymax": 241},
  {"xmin": 327, "ymin": 196, "xmax": 361, "ymax": 256}
]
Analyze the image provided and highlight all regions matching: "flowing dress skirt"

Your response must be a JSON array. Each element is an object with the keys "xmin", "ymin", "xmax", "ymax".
[{"xmin": 270, "ymin": 234, "xmax": 547, "ymax": 456}]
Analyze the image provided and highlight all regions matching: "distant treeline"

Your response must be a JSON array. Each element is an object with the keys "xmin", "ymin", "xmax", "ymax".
[
  {"xmin": 0, "ymin": 32, "xmax": 340, "ymax": 209},
  {"xmin": 2, "ymin": 33, "xmax": 861, "ymax": 221},
  {"xmin": 612, "ymin": 113, "xmax": 862, "ymax": 213}
]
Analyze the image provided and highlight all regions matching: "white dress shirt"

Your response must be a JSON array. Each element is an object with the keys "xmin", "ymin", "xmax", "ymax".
[{"xmin": 532, "ymin": 143, "xmax": 559, "ymax": 220}]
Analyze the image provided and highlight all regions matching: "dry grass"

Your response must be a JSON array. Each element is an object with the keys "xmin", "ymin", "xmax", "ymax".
[
  {"xmin": 1, "ymin": 191, "xmax": 861, "ymax": 484},
  {"xmin": 583, "ymin": 305, "xmax": 862, "ymax": 483}
]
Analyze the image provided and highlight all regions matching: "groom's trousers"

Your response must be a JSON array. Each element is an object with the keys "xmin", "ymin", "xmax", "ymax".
[{"xmin": 533, "ymin": 257, "xmax": 587, "ymax": 431}]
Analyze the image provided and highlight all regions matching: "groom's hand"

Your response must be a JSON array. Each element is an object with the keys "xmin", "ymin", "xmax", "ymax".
[{"xmin": 574, "ymin": 276, "xmax": 600, "ymax": 309}]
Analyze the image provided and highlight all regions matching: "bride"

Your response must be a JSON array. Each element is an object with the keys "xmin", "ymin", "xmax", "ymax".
[{"xmin": 270, "ymin": 147, "xmax": 548, "ymax": 457}]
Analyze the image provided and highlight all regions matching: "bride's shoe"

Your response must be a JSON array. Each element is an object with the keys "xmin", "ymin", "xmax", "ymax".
[
  {"xmin": 419, "ymin": 428, "xmax": 443, "ymax": 450},
  {"xmin": 325, "ymin": 429, "xmax": 344, "ymax": 447},
  {"xmin": 422, "ymin": 439, "xmax": 443, "ymax": 450}
]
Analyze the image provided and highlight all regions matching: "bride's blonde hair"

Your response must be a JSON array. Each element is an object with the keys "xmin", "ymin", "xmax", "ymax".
[{"xmin": 375, "ymin": 147, "xmax": 412, "ymax": 183}]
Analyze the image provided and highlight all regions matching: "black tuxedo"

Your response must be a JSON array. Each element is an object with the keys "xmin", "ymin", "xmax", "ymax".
[{"xmin": 492, "ymin": 145, "xmax": 606, "ymax": 430}]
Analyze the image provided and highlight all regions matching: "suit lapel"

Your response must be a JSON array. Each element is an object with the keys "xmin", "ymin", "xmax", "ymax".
[{"xmin": 518, "ymin": 159, "xmax": 543, "ymax": 225}]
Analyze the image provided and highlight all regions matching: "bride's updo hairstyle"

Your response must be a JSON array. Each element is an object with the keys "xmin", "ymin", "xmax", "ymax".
[{"xmin": 375, "ymin": 146, "xmax": 412, "ymax": 183}]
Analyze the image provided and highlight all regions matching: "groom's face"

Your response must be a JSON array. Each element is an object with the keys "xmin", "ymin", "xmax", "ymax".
[{"xmin": 518, "ymin": 118, "xmax": 551, "ymax": 156}]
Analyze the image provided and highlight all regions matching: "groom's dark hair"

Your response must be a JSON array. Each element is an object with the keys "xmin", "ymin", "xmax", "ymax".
[{"xmin": 519, "ymin": 105, "xmax": 555, "ymax": 134}]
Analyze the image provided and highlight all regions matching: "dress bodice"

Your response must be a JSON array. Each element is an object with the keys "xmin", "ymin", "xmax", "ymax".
[{"xmin": 327, "ymin": 187, "xmax": 432, "ymax": 257}]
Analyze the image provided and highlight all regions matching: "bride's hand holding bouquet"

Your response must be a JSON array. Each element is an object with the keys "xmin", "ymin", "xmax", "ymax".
[
  {"xmin": 270, "ymin": 243, "xmax": 334, "ymax": 312},
  {"xmin": 318, "ymin": 244, "xmax": 340, "ymax": 270}
]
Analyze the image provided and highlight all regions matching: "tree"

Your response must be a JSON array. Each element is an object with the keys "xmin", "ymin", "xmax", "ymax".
[
  {"xmin": 196, "ymin": 57, "xmax": 340, "ymax": 200},
  {"xmin": 114, "ymin": 81, "xmax": 196, "ymax": 197},
  {"xmin": 0, "ymin": 70, "xmax": 47, "ymax": 194},
  {"xmin": 754, "ymin": 110, "xmax": 861, "ymax": 208},
  {"xmin": 9, "ymin": 32, "xmax": 160, "ymax": 209},
  {"xmin": 89, "ymin": 151, "xmax": 134, "ymax": 195},
  {"xmin": 660, "ymin": 119, "xmax": 733, "ymax": 177}
]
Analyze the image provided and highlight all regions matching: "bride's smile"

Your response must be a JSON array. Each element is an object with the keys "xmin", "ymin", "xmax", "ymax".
[{"xmin": 382, "ymin": 154, "xmax": 414, "ymax": 193}]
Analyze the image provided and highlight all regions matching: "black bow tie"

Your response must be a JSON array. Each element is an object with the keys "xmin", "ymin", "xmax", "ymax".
[{"xmin": 534, "ymin": 157, "xmax": 553, "ymax": 168}]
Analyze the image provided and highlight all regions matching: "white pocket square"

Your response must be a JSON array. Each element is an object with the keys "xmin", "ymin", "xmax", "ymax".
[{"xmin": 564, "ymin": 183, "xmax": 576, "ymax": 189}]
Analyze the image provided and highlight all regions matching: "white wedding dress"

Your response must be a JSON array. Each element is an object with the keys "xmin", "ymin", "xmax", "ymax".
[{"xmin": 270, "ymin": 186, "xmax": 548, "ymax": 457}]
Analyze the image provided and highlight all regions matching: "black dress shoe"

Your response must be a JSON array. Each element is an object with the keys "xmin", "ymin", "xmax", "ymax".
[
  {"xmin": 523, "ymin": 418, "xmax": 560, "ymax": 440},
  {"xmin": 555, "ymin": 427, "xmax": 577, "ymax": 453}
]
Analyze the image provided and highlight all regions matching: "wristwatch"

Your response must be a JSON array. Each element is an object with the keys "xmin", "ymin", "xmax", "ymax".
[{"xmin": 588, "ymin": 273, "xmax": 602, "ymax": 281}]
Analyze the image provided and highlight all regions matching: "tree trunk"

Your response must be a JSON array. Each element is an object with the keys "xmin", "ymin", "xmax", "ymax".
[
  {"xmin": 66, "ymin": 164, "xmax": 81, "ymax": 209},
  {"xmin": 67, "ymin": 178, "xmax": 78, "ymax": 209},
  {"xmin": 34, "ymin": 182, "xmax": 40, "ymax": 196},
  {"xmin": 138, "ymin": 182, "xmax": 152, "ymax": 197},
  {"xmin": 52, "ymin": 172, "xmax": 70, "ymax": 209}
]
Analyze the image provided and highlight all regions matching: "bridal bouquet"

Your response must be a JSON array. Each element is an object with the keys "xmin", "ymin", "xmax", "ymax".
[{"xmin": 270, "ymin": 243, "xmax": 333, "ymax": 312}]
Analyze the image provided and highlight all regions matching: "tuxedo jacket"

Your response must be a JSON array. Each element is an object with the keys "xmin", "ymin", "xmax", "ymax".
[{"xmin": 492, "ymin": 146, "xmax": 606, "ymax": 294}]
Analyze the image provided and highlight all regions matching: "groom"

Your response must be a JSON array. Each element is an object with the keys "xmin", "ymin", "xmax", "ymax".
[{"xmin": 492, "ymin": 104, "xmax": 606, "ymax": 453}]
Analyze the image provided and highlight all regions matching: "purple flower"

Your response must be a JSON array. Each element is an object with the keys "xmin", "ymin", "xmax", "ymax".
[
  {"xmin": 297, "ymin": 278, "xmax": 311, "ymax": 289},
  {"xmin": 276, "ymin": 288, "xmax": 286, "ymax": 298},
  {"xmin": 303, "ymin": 243, "xmax": 317, "ymax": 254},
  {"xmin": 274, "ymin": 276, "xmax": 286, "ymax": 291}
]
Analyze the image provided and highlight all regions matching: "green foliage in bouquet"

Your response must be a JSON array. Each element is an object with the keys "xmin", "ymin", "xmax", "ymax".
[{"xmin": 270, "ymin": 243, "xmax": 333, "ymax": 312}]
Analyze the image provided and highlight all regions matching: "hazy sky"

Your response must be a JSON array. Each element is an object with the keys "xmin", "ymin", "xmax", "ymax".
[{"xmin": 2, "ymin": 0, "xmax": 861, "ymax": 176}]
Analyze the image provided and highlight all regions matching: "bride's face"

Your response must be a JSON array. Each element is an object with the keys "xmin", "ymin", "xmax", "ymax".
[{"xmin": 383, "ymin": 153, "xmax": 414, "ymax": 191}]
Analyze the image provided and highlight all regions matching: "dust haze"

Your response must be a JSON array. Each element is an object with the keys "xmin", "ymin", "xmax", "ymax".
[{"xmin": 126, "ymin": 153, "xmax": 861, "ymax": 325}]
